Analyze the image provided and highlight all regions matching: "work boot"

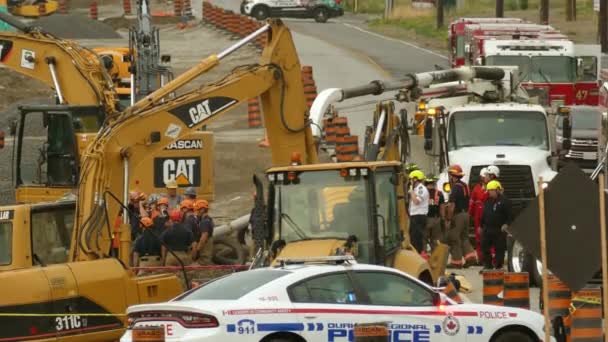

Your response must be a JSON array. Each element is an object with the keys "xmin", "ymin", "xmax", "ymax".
[{"xmin": 463, "ymin": 256, "xmax": 478, "ymax": 268}]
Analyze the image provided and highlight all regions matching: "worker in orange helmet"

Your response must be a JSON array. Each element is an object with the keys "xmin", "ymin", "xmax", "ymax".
[
  {"xmin": 154, "ymin": 196, "xmax": 171, "ymax": 232},
  {"xmin": 133, "ymin": 217, "xmax": 162, "ymax": 275},
  {"xmin": 445, "ymin": 164, "xmax": 477, "ymax": 268},
  {"xmin": 160, "ymin": 209, "xmax": 195, "ymax": 269},
  {"xmin": 128, "ymin": 190, "xmax": 145, "ymax": 241},
  {"xmin": 192, "ymin": 199, "xmax": 214, "ymax": 264}
]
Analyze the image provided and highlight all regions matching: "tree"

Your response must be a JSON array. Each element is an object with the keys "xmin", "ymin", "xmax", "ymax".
[{"xmin": 436, "ymin": 0, "xmax": 444, "ymax": 28}]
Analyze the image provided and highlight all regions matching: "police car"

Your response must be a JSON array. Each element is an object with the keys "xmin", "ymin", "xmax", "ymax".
[
  {"xmin": 121, "ymin": 257, "xmax": 553, "ymax": 342},
  {"xmin": 240, "ymin": 0, "xmax": 344, "ymax": 23}
]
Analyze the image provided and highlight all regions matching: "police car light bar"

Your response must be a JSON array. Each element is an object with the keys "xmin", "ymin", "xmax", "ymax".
[{"xmin": 276, "ymin": 255, "xmax": 357, "ymax": 266}]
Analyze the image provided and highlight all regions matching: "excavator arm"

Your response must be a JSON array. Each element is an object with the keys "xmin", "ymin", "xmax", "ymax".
[
  {"xmin": 0, "ymin": 12, "xmax": 118, "ymax": 114},
  {"xmin": 71, "ymin": 19, "xmax": 317, "ymax": 262}
]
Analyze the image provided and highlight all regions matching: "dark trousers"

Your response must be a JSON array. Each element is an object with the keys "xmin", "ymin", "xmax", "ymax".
[
  {"xmin": 482, "ymin": 230, "xmax": 507, "ymax": 268},
  {"xmin": 410, "ymin": 215, "xmax": 427, "ymax": 253}
]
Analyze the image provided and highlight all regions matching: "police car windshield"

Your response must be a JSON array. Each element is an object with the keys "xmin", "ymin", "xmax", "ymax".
[
  {"xmin": 275, "ymin": 170, "xmax": 371, "ymax": 259},
  {"xmin": 448, "ymin": 110, "xmax": 549, "ymax": 151},
  {"xmin": 0, "ymin": 222, "xmax": 11, "ymax": 265},
  {"xmin": 176, "ymin": 269, "xmax": 290, "ymax": 301}
]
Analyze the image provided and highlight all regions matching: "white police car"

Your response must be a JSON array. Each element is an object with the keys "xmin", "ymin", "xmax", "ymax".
[
  {"xmin": 121, "ymin": 257, "xmax": 553, "ymax": 342},
  {"xmin": 240, "ymin": 0, "xmax": 344, "ymax": 23}
]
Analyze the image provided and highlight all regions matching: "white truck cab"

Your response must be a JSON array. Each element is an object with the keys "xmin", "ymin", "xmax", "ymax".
[{"xmin": 430, "ymin": 103, "xmax": 556, "ymax": 284}]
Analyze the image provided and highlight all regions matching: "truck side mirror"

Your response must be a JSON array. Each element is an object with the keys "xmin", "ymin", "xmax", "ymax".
[{"xmin": 423, "ymin": 118, "xmax": 433, "ymax": 151}]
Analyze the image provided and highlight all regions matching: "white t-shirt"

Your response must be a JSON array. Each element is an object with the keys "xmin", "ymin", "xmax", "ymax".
[{"xmin": 409, "ymin": 183, "xmax": 429, "ymax": 216}]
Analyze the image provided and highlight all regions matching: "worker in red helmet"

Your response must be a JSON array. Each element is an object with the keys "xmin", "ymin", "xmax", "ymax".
[
  {"xmin": 160, "ymin": 209, "xmax": 195, "ymax": 270},
  {"xmin": 445, "ymin": 164, "xmax": 477, "ymax": 268}
]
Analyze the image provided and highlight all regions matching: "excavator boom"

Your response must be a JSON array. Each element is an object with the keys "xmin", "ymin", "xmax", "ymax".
[
  {"xmin": 0, "ymin": 12, "xmax": 118, "ymax": 114},
  {"xmin": 71, "ymin": 19, "xmax": 317, "ymax": 262}
]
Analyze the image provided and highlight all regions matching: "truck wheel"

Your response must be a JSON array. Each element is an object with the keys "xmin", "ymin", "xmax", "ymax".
[
  {"xmin": 253, "ymin": 5, "xmax": 269, "ymax": 21},
  {"xmin": 507, "ymin": 238, "xmax": 540, "ymax": 286},
  {"xmin": 313, "ymin": 7, "xmax": 329, "ymax": 23}
]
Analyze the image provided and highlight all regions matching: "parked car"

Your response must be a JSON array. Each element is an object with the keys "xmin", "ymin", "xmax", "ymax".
[
  {"xmin": 240, "ymin": 0, "xmax": 344, "ymax": 23},
  {"xmin": 121, "ymin": 257, "xmax": 553, "ymax": 342},
  {"xmin": 555, "ymin": 105, "xmax": 600, "ymax": 171}
]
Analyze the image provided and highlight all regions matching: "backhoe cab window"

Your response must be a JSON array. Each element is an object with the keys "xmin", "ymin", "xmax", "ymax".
[
  {"xmin": 31, "ymin": 208, "xmax": 74, "ymax": 265},
  {"xmin": 18, "ymin": 111, "xmax": 78, "ymax": 186},
  {"xmin": 274, "ymin": 170, "xmax": 371, "ymax": 262},
  {"xmin": 0, "ymin": 222, "xmax": 11, "ymax": 265}
]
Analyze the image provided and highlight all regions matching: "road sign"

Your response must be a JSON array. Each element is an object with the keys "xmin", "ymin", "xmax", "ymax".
[{"xmin": 508, "ymin": 163, "xmax": 607, "ymax": 292}]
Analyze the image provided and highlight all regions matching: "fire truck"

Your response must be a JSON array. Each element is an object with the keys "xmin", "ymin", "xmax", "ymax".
[
  {"xmin": 448, "ymin": 18, "xmax": 525, "ymax": 67},
  {"xmin": 477, "ymin": 39, "xmax": 601, "ymax": 107}
]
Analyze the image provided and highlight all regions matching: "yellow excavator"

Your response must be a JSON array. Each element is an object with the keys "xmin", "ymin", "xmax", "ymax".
[
  {"xmin": 0, "ymin": 13, "xmax": 212, "ymax": 204},
  {"xmin": 3, "ymin": 0, "xmax": 57, "ymax": 18}
]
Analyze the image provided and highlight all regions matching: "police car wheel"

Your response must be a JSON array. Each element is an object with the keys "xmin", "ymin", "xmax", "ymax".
[
  {"xmin": 313, "ymin": 7, "xmax": 328, "ymax": 23},
  {"xmin": 253, "ymin": 5, "xmax": 269, "ymax": 20},
  {"xmin": 493, "ymin": 330, "xmax": 534, "ymax": 342}
]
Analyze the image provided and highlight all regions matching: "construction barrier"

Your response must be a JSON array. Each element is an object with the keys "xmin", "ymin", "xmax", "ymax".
[
  {"xmin": 123, "ymin": 0, "xmax": 131, "ymax": 15},
  {"xmin": 89, "ymin": 1, "xmax": 98, "ymax": 20},
  {"xmin": 336, "ymin": 135, "xmax": 359, "ymax": 162},
  {"xmin": 248, "ymin": 97, "xmax": 263, "ymax": 128},
  {"xmin": 323, "ymin": 117, "xmax": 337, "ymax": 145},
  {"xmin": 545, "ymin": 275, "xmax": 572, "ymax": 342},
  {"xmin": 442, "ymin": 279, "xmax": 463, "ymax": 304},
  {"xmin": 182, "ymin": 0, "xmax": 192, "ymax": 19},
  {"xmin": 334, "ymin": 117, "xmax": 350, "ymax": 140},
  {"xmin": 503, "ymin": 272, "xmax": 530, "ymax": 309},
  {"xmin": 482, "ymin": 270, "xmax": 504, "ymax": 306},
  {"xmin": 570, "ymin": 287, "xmax": 602, "ymax": 342},
  {"xmin": 173, "ymin": 0, "xmax": 182, "ymax": 18}
]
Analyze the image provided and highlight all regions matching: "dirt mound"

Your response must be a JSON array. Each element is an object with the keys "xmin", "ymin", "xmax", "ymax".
[{"xmin": 31, "ymin": 14, "xmax": 120, "ymax": 39}]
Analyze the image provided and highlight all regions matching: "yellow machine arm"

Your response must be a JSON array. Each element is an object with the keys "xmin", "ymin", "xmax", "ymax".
[
  {"xmin": 71, "ymin": 19, "xmax": 318, "ymax": 261},
  {"xmin": 0, "ymin": 12, "xmax": 118, "ymax": 114}
]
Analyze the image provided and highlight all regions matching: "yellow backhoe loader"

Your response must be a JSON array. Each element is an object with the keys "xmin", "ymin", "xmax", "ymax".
[{"xmin": 0, "ymin": 13, "xmax": 211, "ymax": 204}]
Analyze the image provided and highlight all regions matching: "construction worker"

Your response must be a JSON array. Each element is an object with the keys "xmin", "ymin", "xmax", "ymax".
[
  {"xmin": 469, "ymin": 167, "xmax": 489, "ymax": 262},
  {"xmin": 481, "ymin": 180, "xmax": 513, "ymax": 270},
  {"xmin": 486, "ymin": 165, "xmax": 500, "ymax": 182},
  {"xmin": 408, "ymin": 170, "xmax": 429, "ymax": 254},
  {"xmin": 181, "ymin": 198, "xmax": 201, "ymax": 240},
  {"xmin": 424, "ymin": 175, "xmax": 445, "ymax": 255},
  {"xmin": 128, "ymin": 190, "xmax": 145, "ymax": 241},
  {"xmin": 133, "ymin": 217, "xmax": 162, "ymax": 275},
  {"xmin": 184, "ymin": 187, "xmax": 197, "ymax": 200},
  {"xmin": 161, "ymin": 209, "xmax": 195, "ymax": 267},
  {"xmin": 154, "ymin": 196, "xmax": 170, "ymax": 233},
  {"xmin": 193, "ymin": 199, "xmax": 215, "ymax": 264},
  {"xmin": 141, "ymin": 193, "xmax": 160, "ymax": 219},
  {"xmin": 445, "ymin": 164, "xmax": 477, "ymax": 268},
  {"xmin": 164, "ymin": 180, "xmax": 182, "ymax": 209}
]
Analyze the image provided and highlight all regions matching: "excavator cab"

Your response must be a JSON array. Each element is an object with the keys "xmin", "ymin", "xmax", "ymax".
[{"xmin": 12, "ymin": 105, "xmax": 103, "ymax": 203}]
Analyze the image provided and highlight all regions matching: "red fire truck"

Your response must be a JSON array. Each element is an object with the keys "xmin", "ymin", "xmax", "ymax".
[{"xmin": 448, "ymin": 17, "xmax": 525, "ymax": 67}]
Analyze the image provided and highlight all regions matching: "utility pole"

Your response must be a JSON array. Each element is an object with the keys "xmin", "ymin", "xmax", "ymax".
[
  {"xmin": 496, "ymin": 0, "xmax": 504, "ymax": 17},
  {"xmin": 601, "ymin": 0, "xmax": 607, "ymax": 52},
  {"xmin": 436, "ymin": 0, "xmax": 444, "ymax": 28},
  {"xmin": 384, "ymin": 0, "xmax": 393, "ymax": 19},
  {"xmin": 540, "ymin": 0, "xmax": 549, "ymax": 24}
]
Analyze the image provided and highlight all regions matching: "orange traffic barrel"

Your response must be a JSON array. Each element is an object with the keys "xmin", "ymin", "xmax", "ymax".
[
  {"xmin": 503, "ymin": 272, "xmax": 530, "ymax": 309},
  {"xmin": 482, "ymin": 270, "xmax": 504, "ymax": 306},
  {"xmin": 227, "ymin": 11, "xmax": 238, "ymax": 37},
  {"xmin": 89, "ymin": 1, "xmax": 98, "ymax": 20},
  {"xmin": 336, "ymin": 135, "xmax": 358, "ymax": 162},
  {"xmin": 173, "ymin": 0, "xmax": 182, "ymax": 17},
  {"xmin": 301, "ymin": 65, "xmax": 314, "ymax": 80},
  {"xmin": 303, "ymin": 83, "xmax": 317, "ymax": 109},
  {"xmin": 571, "ymin": 287, "xmax": 602, "ymax": 342},
  {"xmin": 323, "ymin": 118, "xmax": 337, "ymax": 145},
  {"xmin": 547, "ymin": 275, "xmax": 572, "ymax": 319},
  {"xmin": 248, "ymin": 97, "xmax": 263, "ymax": 128},
  {"xmin": 443, "ymin": 279, "xmax": 463, "ymax": 304},
  {"xmin": 334, "ymin": 117, "xmax": 350, "ymax": 140},
  {"xmin": 238, "ymin": 15, "xmax": 247, "ymax": 37}
]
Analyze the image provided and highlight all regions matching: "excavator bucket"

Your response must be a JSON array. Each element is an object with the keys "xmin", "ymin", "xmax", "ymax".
[{"xmin": 428, "ymin": 242, "xmax": 449, "ymax": 284}]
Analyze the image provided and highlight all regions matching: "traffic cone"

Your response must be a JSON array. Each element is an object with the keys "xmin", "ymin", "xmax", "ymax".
[{"xmin": 123, "ymin": 0, "xmax": 131, "ymax": 15}]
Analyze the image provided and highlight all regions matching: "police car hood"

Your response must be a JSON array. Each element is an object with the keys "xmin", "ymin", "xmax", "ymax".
[
  {"xmin": 448, "ymin": 146, "xmax": 556, "ymax": 183},
  {"xmin": 274, "ymin": 239, "xmax": 346, "ymax": 263}
]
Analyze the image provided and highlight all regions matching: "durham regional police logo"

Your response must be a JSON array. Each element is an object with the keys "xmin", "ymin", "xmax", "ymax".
[{"xmin": 442, "ymin": 315, "xmax": 460, "ymax": 336}]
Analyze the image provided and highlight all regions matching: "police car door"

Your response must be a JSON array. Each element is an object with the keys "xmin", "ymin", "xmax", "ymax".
[
  {"xmin": 287, "ymin": 271, "xmax": 380, "ymax": 342},
  {"xmin": 351, "ymin": 270, "xmax": 455, "ymax": 342}
]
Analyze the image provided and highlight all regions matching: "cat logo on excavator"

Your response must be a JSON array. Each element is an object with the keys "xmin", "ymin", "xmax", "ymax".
[{"xmin": 154, "ymin": 157, "xmax": 201, "ymax": 187}]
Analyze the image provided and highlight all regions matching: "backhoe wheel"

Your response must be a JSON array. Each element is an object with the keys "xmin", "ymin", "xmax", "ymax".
[
  {"xmin": 313, "ymin": 7, "xmax": 328, "ymax": 23},
  {"xmin": 253, "ymin": 5, "xmax": 269, "ymax": 21},
  {"xmin": 507, "ymin": 238, "xmax": 540, "ymax": 287},
  {"xmin": 493, "ymin": 330, "xmax": 534, "ymax": 342}
]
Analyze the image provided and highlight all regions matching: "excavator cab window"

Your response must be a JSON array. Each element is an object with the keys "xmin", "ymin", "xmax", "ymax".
[
  {"xmin": 0, "ymin": 222, "xmax": 11, "ymax": 265},
  {"xmin": 16, "ymin": 106, "xmax": 81, "ymax": 187},
  {"xmin": 30, "ymin": 203, "xmax": 75, "ymax": 266},
  {"xmin": 373, "ymin": 170, "xmax": 401, "ymax": 255}
]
